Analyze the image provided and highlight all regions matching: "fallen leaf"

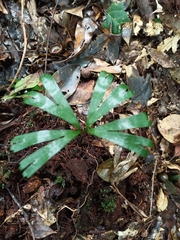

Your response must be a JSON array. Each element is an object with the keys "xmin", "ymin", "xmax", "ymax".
[
  {"xmin": 32, "ymin": 213, "xmax": 56, "ymax": 239},
  {"xmin": 165, "ymin": 161, "xmax": 180, "ymax": 172},
  {"xmin": 157, "ymin": 33, "xmax": 180, "ymax": 53},
  {"xmin": 156, "ymin": 188, "xmax": 168, "ymax": 212},
  {"xmin": 52, "ymin": 65, "xmax": 80, "ymax": 99},
  {"xmin": 122, "ymin": 22, "xmax": 133, "ymax": 45},
  {"xmin": 69, "ymin": 80, "xmax": 95, "ymax": 105},
  {"xmin": 65, "ymin": 5, "xmax": 84, "ymax": 18},
  {"xmin": 147, "ymin": 47, "xmax": 176, "ymax": 68},
  {"xmin": 133, "ymin": 15, "xmax": 143, "ymax": 36},
  {"xmin": 173, "ymin": 145, "xmax": 180, "ymax": 158},
  {"xmin": 66, "ymin": 158, "xmax": 89, "ymax": 183},
  {"xmin": 157, "ymin": 114, "xmax": 180, "ymax": 144},
  {"xmin": 0, "ymin": 0, "xmax": 8, "ymax": 14},
  {"xmin": 125, "ymin": 64, "xmax": 152, "ymax": 105},
  {"xmin": 97, "ymin": 152, "xmax": 138, "ymax": 185},
  {"xmin": 86, "ymin": 58, "xmax": 122, "ymax": 74},
  {"xmin": 144, "ymin": 20, "xmax": 163, "ymax": 36},
  {"xmin": 118, "ymin": 222, "xmax": 139, "ymax": 239}
]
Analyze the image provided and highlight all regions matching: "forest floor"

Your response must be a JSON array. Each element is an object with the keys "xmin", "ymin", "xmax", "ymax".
[{"xmin": 0, "ymin": 0, "xmax": 180, "ymax": 239}]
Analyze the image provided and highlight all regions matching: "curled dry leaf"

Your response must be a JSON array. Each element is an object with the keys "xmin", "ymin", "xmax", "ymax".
[{"xmin": 157, "ymin": 114, "xmax": 180, "ymax": 144}]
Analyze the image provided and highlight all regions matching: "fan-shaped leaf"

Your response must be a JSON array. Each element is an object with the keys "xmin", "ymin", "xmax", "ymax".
[
  {"xmin": 11, "ymin": 130, "xmax": 81, "ymax": 152},
  {"xmin": 91, "ymin": 112, "xmax": 151, "ymax": 131},
  {"xmin": 86, "ymin": 73, "xmax": 134, "ymax": 127},
  {"xmin": 23, "ymin": 74, "xmax": 80, "ymax": 129},
  {"xmin": 89, "ymin": 128, "xmax": 153, "ymax": 157},
  {"xmin": 19, "ymin": 130, "xmax": 80, "ymax": 178}
]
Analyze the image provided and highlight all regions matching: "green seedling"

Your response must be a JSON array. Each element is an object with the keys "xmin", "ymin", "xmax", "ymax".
[
  {"xmin": 100, "ymin": 188, "xmax": 116, "ymax": 213},
  {"xmin": 11, "ymin": 71, "xmax": 153, "ymax": 178},
  {"xmin": 103, "ymin": 2, "xmax": 130, "ymax": 34},
  {"xmin": 54, "ymin": 175, "xmax": 66, "ymax": 187}
]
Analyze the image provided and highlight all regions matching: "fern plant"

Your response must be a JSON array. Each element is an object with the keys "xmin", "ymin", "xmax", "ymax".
[{"xmin": 11, "ymin": 71, "xmax": 153, "ymax": 178}]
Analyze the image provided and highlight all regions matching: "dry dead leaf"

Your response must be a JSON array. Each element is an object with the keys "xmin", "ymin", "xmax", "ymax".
[
  {"xmin": 0, "ymin": 0, "xmax": 8, "ymax": 14},
  {"xmin": 135, "ymin": 48, "xmax": 148, "ymax": 62},
  {"xmin": 147, "ymin": 47, "xmax": 176, "ymax": 68},
  {"xmin": 160, "ymin": 12, "xmax": 180, "ymax": 33},
  {"xmin": 157, "ymin": 33, "xmax": 180, "ymax": 53},
  {"xmin": 144, "ymin": 20, "xmax": 163, "ymax": 36},
  {"xmin": 65, "ymin": 5, "xmax": 84, "ymax": 18},
  {"xmin": 156, "ymin": 188, "xmax": 168, "ymax": 212},
  {"xmin": 157, "ymin": 114, "xmax": 180, "ymax": 144},
  {"xmin": 122, "ymin": 22, "xmax": 133, "ymax": 45},
  {"xmin": 69, "ymin": 80, "xmax": 94, "ymax": 105},
  {"xmin": 133, "ymin": 15, "xmax": 143, "ymax": 36},
  {"xmin": 165, "ymin": 161, "xmax": 180, "ymax": 172},
  {"xmin": 97, "ymin": 152, "xmax": 138, "ymax": 185},
  {"xmin": 32, "ymin": 213, "xmax": 56, "ymax": 239},
  {"xmin": 74, "ymin": 17, "xmax": 97, "ymax": 52},
  {"xmin": 173, "ymin": 144, "xmax": 180, "ymax": 158},
  {"xmin": 86, "ymin": 58, "xmax": 122, "ymax": 74}
]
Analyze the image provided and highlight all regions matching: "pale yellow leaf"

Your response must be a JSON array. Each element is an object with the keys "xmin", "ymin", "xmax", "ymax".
[
  {"xmin": 172, "ymin": 33, "xmax": 180, "ymax": 53},
  {"xmin": 65, "ymin": 5, "xmax": 85, "ymax": 18},
  {"xmin": 0, "ymin": 0, "xmax": 8, "ymax": 14},
  {"xmin": 156, "ymin": 188, "xmax": 168, "ymax": 212},
  {"xmin": 144, "ymin": 20, "xmax": 163, "ymax": 36},
  {"xmin": 133, "ymin": 15, "xmax": 143, "ymax": 36},
  {"xmin": 157, "ymin": 37, "xmax": 173, "ymax": 52},
  {"xmin": 157, "ymin": 114, "xmax": 180, "ymax": 144},
  {"xmin": 157, "ymin": 34, "xmax": 180, "ymax": 53}
]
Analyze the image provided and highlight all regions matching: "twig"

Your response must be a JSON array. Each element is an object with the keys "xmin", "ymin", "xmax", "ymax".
[
  {"xmin": 7, "ymin": 0, "xmax": 27, "ymax": 91},
  {"xmin": 149, "ymin": 155, "xmax": 158, "ymax": 216},
  {"xmin": 4, "ymin": 184, "xmax": 35, "ymax": 240},
  {"xmin": 44, "ymin": 0, "xmax": 60, "ymax": 73},
  {"xmin": 112, "ymin": 184, "xmax": 147, "ymax": 219}
]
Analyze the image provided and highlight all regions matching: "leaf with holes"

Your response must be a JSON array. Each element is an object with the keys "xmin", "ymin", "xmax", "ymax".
[{"xmin": 103, "ymin": 2, "xmax": 130, "ymax": 34}]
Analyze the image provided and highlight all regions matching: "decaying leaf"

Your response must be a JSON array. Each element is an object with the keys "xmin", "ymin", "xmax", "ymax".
[
  {"xmin": 2, "ymin": 72, "xmax": 42, "ymax": 100},
  {"xmin": 157, "ymin": 114, "xmax": 180, "ymax": 144},
  {"xmin": 97, "ymin": 151, "xmax": 138, "ymax": 185},
  {"xmin": 72, "ymin": 17, "xmax": 97, "ymax": 57},
  {"xmin": 53, "ymin": 65, "xmax": 80, "ymax": 99},
  {"xmin": 65, "ymin": 5, "xmax": 84, "ymax": 18},
  {"xmin": 125, "ymin": 64, "xmax": 152, "ymax": 105},
  {"xmin": 86, "ymin": 58, "xmax": 122, "ymax": 74},
  {"xmin": 160, "ymin": 12, "xmax": 180, "ymax": 33},
  {"xmin": 156, "ymin": 188, "xmax": 168, "ymax": 212},
  {"xmin": 147, "ymin": 47, "xmax": 176, "ymax": 68},
  {"xmin": 133, "ymin": 15, "xmax": 143, "ymax": 36},
  {"xmin": 118, "ymin": 222, "xmax": 139, "ymax": 239},
  {"xmin": 0, "ymin": 0, "xmax": 8, "ymax": 14},
  {"xmin": 165, "ymin": 161, "xmax": 180, "ymax": 172},
  {"xmin": 168, "ymin": 67, "xmax": 180, "ymax": 84},
  {"xmin": 122, "ymin": 22, "xmax": 133, "ymax": 45},
  {"xmin": 32, "ymin": 213, "xmax": 56, "ymax": 239},
  {"xmin": 144, "ymin": 20, "xmax": 163, "ymax": 36},
  {"xmin": 173, "ymin": 144, "xmax": 180, "ymax": 158},
  {"xmin": 157, "ymin": 33, "xmax": 180, "ymax": 53},
  {"xmin": 69, "ymin": 80, "xmax": 94, "ymax": 105}
]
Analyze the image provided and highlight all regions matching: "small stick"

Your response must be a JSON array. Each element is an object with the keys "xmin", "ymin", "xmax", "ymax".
[
  {"xmin": 149, "ymin": 156, "xmax": 157, "ymax": 216},
  {"xmin": 7, "ymin": 0, "xmax": 27, "ymax": 91},
  {"xmin": 4, "ymin": 184, "xmax": 35, "ymax": 240},
  {"xmin": 44, "ymin": 0, "xmax": 60, "ymax": 73},
  {"xmin": 112, "ymin": 184, "xmax": 147, "ymax": 219}
]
